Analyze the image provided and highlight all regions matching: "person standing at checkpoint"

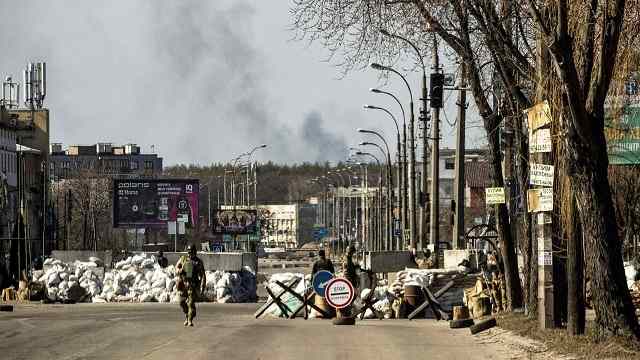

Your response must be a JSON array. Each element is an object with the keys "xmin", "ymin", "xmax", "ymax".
[
  {"xmin": 340, "ymin": 245, "xmax": 360, "ymax": 317},
  {"xmin": 312, "ymin": 249, "xmax": 335, "ymax": 276},
  {"xmin": 176, "ymin": 245, "xmax": 206, "ymax": 327}
]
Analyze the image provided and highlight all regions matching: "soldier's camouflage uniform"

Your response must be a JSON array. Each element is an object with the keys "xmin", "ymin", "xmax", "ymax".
[
  {"xmin": 340, "ymin": 251, "xmax": 360, "ymax": 317},
  {"xmin": 176, "ymin": 255, "xmax": 206, "ymax": 324}
]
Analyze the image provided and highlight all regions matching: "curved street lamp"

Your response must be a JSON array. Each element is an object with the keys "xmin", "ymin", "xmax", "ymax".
[
  {"xmin": 363, "ymin": 104, "xmax": 405, "ymax": 249},
  {"xmin": 370, "ymin": 62, "xmax": 417, "ymax": 251}
]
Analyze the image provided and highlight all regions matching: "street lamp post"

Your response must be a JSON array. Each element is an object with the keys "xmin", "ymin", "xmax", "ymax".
[
  {"xmin": 370, "ymin": 89, "xmax": 408, "ymax": 241},
  {"xmin": 358, "ymin": 129, "xmax": 393, "ymax": 250},
  {"xmin": 364, "ymin": 104, "xmax": 403, "ymax": 249},
  {"xmin": 359, "ymin": 140, "xmax": 392, "ymax": 250},
  {"xmin": 370, "ymin": 62, "xmax": 416, "ymax": 252},
  {"xmin": 356, "ymin": 151, "xmax": 383, "ymax": 251}
]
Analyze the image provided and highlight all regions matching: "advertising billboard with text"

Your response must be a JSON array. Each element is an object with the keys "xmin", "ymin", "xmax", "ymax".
[
  {"xmin": 212, "ymin": 209, "xmax": 258, "ymax": 234},
  {"xmin": 113, "ymin": 179, "xmax": 199, "ymax": 228}
]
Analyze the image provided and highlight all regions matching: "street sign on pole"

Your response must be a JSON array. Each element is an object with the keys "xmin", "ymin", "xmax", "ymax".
[
  {"xmin": 168, "ymin": 221, "xmax": 176, "ymax": 235},
  {"xmin": 530, "ymin": 163, "xmax": 555, "ymax": 187},
  {"xmin": 312, "ymin": 270, "xmax": 334, "ymax": 297},
  {"xmin": 485, "ymin": 187, "xmax": 506, "ymax": 204},
  {"xmin": 324, "ymin": 277, "xmax": 355, "ymax": 309}
]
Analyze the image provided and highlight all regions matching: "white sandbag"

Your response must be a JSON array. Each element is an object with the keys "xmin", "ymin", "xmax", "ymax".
[
  {"xmin": 47, "ymin": 273, "xmax": 61, "ymax": 287},
  {"xmin": 139, "ymin": 293, "xmax": 155, "ymax": 302},
  {"xmin": 47, "ymin": 287, "xmax": 59, "ymax": 300},
  {"xmin": 141, "ymin": 258, "xmax": 155, "ymax": 268},
  {"xmin": 92, "ymin": 296, "xmax": 107, "ymax": 303}
]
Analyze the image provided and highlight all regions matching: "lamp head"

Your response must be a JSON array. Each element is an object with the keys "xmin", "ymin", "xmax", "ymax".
[
  {"xmin": 370, "ymin": 63, "xmax": 384, "ymax": 71},
  {"xmin": 358, "ymin": 142, "xmax": 367, "ymax": 146},
  {"xmin": 369, "ymin": 88, "xmax": 381, "ymax": 93},
  {"xmin": 260, "ymin": 144, "xmax": 267, "ymax": 148},
  {"xmin": 379, "ymin": 29, "xmax": 391, "ymax": 36},
  {"xmin": 357, "ymin": 128, "xmax": 366, "ymax": 133}
]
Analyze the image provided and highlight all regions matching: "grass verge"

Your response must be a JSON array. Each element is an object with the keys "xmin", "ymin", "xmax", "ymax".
[{"xmin": 496, "ymin": 313, "xmax": 640, "ymax": 359}]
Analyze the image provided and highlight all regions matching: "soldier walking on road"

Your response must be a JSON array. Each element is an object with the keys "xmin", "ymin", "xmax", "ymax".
[{"xmin": 176, "ymin": 245, "xmax": 206, "ymax": 327}]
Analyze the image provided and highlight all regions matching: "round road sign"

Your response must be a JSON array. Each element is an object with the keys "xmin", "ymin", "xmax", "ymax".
[
  {"xmin": 324, "ymin": 277, "xmax": 355, "ymax": 309},
  {"xmin": 312, "ymin": 270, "xmax": 334, "ymax": 297}
]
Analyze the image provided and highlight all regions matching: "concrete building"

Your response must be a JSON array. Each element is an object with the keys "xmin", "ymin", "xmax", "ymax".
[
  {"xmin": 49, "ymin": 142, "xmax": 163, "ymax": 180},
  {"xmin": 414, "ymin": 148, "xmax": 487, "ymax": 204},
  {"xmin": 220, "ymin": 203, "xmax": 316, "ymax": 249}
]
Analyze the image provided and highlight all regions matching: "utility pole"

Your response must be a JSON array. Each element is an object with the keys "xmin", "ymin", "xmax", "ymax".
[
  {"xmin": 420, "ymin": 75, "xmax": 429, "ymax": 251},
  {"xmin": 453, "ymin": 63, "xmax": 467, "ymax": 249},
  {"xmin": 429, "ymin": 35, "xmax": 442, "ymax": 266},
  {"xmin": 408, "ymin": 105, "xmax": 417, "ymax": 251}
]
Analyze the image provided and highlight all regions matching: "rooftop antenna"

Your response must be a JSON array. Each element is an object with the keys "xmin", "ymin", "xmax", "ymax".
[
  {"xmin": 2, "ymin": 76, "xmax": 20, "ymax": 109},
  {"xmin": 23, "ymin": 62, "xmax": 46, "ymax": 109}
]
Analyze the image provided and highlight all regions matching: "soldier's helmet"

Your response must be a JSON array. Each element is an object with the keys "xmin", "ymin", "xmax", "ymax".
[
  {"xmin": 187, "ymin": 244, "xmax": 197, "ymax": 255},
  {"xmin": 348, "ymin": 245, "xmax": 356, "ymax": 254}
]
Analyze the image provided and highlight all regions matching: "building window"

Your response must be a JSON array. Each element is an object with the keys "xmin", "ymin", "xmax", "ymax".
[
  {"xmin": 130, "ymin": 161, "xmax": 139, "ymax": 170},
  {"xmin": 445, "ymin": 160, "xmax": 455, "ymax": 170},
  {"xmin": 144, "ymin": 160, "xmax": 153, "ymax": 170}
]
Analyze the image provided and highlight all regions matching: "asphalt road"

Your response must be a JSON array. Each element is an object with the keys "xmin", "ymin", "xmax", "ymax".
[{"xmin": 0, "ymin": 302, "xmax": 512, "ymax": 360}]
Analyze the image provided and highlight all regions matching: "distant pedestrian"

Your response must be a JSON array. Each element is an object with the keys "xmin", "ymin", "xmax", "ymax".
[
  {"xmin": 312, "ymin": 249, "xmax": 335, "ymax": 276},
  {"xmin": 157, "ymin": 250, "xmax": 168, "ymax": 268},
  {"xmin": 176, "ymin": 245, "xmax": 206, "ymax": 327}
]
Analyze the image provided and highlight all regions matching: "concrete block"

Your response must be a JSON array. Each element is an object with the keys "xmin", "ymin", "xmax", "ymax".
[
  {"xmin": 363, "ymin": 251, "xmax": 413, "ymax": 273},
  {"xmin": 160, "ymin": 252, "xmax": 257, "ymax": 272},
  {"xmin": 443, "ymin": 250, "xmax": 486, "ymax": 270}
]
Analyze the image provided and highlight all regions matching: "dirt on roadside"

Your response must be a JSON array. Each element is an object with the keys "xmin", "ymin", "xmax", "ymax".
[{"xmin": 475, "ymin": 313, "xmax": 640, "ymax": 359}]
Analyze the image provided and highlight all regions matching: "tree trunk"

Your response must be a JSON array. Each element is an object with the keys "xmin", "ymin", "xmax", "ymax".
[
  {"xmin": 488, "ymin": 126, "xmax": 524, "ymax": 310},
  {"xmin": 571, "ymin": 137, "xmax": 639, "ymax": 337},
  {"xmin": 567, "ymin": 191, "xmax": 585, "ymax": 335}
]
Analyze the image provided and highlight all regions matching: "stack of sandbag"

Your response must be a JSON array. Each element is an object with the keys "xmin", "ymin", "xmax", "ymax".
[
  {"xmin": 201, "ymin": 267, "xmax": 256, "ymax": 303},
  {"xmin": 390, "ymin": 268, "xmax": 435, "ymax": 294},
  {"xmin": 264, "ymin": 272, "xmax": 307, "ymax": 317},
  {"xmin": 95, "ymin": 253, "xmax": 176, "ymax": 303},
  {"xmin": 359, "ymin": 286, "xmax": 396, "ymax": 319},
  {"xmin": 39, "ymin": 258, "xmax": 103, "ymax": 302}
]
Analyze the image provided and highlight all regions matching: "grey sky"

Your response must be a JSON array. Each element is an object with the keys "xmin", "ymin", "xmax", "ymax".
[{"xmin": 0, "ymin": 0, "xmax": 485, "ymax": 165}]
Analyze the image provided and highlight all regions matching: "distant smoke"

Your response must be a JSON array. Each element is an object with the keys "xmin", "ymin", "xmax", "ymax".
[
  {"xmin": 300, "ymin": 111, "xmax": 347, "ymax": 162},
  {"xmin": 0, "ymin": 0, "xmax": 343, "ymax": 165}
]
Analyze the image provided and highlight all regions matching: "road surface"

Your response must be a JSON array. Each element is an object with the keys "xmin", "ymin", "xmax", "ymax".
[{"xmin": 0, "ymin": 303, "xmax": 511, "ymax": 360}]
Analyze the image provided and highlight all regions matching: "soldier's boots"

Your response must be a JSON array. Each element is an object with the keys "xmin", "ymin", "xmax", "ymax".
[
  {"xmin": 184, "ymin": 320, "xmax": 189, "ymax": 327},
  {"xmin": 188, "ymin": 321, "xmax": 194, "ymax": 327}
]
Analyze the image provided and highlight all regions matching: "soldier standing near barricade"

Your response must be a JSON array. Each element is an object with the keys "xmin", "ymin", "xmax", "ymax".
[
  {"xmin": 340, "ymin": 245, "xmax": 360, "ymax": 317},
  {"xmin": 312, "ymin": 249, "xmax": 334, "ymax": 276},
  {"xmin": 157, "ymin": 250, "xmax": 169, "ymax": 268},
  {"xmin": 176, "ymin": 245, "xmax": 206, "ymax": 327}
]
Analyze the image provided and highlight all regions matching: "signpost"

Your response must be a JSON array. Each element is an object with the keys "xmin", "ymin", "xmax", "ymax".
[
  {"xmin": 324, "ymin": 277, "xmax": 355, "ymax": 309},
  {"xmin": 530, "ymin": 163, "xmax": 555, "ymax": 187},
  {"xmin": 530, "ymin": 128, "xmax": 552, "ymax": 153},
  {"xmin": 527, "ymin": 188, "xmax": 554, "ymax": 212},
  {"xmin": 525, "ymin": 100, "xmax": 559, "ymax": 329},
  {"xmin": 312, "ymin": 270, "xmax": 334, "ymax": 297},
  {"xmin": 485, "ymin": 187, "xmax": 506, "ymax": 205}
]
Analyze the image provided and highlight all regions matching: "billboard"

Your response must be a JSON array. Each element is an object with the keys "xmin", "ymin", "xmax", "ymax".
[
  {"xmin": 113, "ymin": 179, "xmax": 199, "ymax": 228},
  {"xmin": 212, "ymin": 209, "xmax": 258, "ymax": 234}
]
